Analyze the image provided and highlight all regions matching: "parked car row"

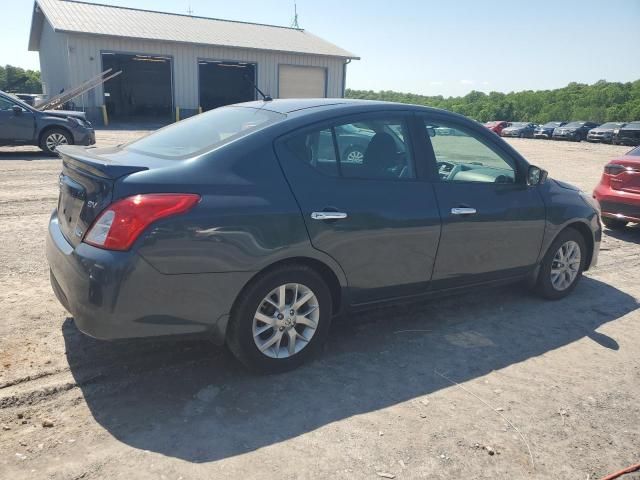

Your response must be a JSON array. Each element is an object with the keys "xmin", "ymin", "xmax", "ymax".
[{"xmin": 484, "ymin": 119, "xmax": 640, "ymax": 145}]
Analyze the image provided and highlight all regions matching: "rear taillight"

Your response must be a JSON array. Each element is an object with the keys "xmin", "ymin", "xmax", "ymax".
[
  {"xmin": 604, "ymin": 164, "xmax": 626, "ymax": 175},
  {"xmin": 84, "ymin": 193, "xmax": 200, "ymax": 251}
]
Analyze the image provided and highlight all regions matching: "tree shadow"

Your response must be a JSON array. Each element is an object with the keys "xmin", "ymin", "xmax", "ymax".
[{"xmin": 63, "ymin": 277, "xmax": 637, "ymax": 463}]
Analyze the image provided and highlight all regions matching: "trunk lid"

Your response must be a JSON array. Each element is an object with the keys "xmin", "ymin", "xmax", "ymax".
[
  {"xmin": 608, "ymin": 158, "xmax": 640, "ymax": 194},
  {"xmin": 56, "ymin": 145, "xmax": 149, "ymax": 247}
]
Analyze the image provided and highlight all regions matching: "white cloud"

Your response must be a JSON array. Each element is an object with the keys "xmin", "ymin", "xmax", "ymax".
[
  {"xmin": 430, "ymin": 81, "xmax": 444, "ymax": 86},
  {"xmin": 460, "ymin": 79, "xmax": 475, "ymax": 85}
]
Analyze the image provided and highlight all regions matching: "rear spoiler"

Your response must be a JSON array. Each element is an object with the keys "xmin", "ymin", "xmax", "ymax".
[{"xmin": 58, "ymin": 146, "xmax": 148, "ymax": 180}]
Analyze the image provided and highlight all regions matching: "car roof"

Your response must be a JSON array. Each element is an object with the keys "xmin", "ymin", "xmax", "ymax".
[{"xmin": 235, "ymin": 98, "xmax": 444, "ymax": 114}]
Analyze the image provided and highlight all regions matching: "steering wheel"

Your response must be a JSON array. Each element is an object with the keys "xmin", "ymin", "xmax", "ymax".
[{"xmin": 436, "ymin": 161, "xmax": 455, "ymax": 179}]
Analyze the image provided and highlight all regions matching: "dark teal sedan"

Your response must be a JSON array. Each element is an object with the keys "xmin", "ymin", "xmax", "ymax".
[{"xmin": 47, "ymin": 99, "xmax": 601, "ymax": 372}]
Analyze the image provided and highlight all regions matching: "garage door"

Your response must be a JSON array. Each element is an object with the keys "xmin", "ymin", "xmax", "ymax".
[{"xmin": 278, "ymin": 65, "xmax": 326, "ymax": 98}]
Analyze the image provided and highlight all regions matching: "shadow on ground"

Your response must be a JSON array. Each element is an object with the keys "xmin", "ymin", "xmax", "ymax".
[
  {"xmin": 0, "ymin": 150, "xmax": 50, "ymax": 161},
  {"xmin": 63, "ymin": 277, "xmax": 637, "ymax": 463},
  {"xmin": 603, "ymin": 223, "xmax": 640, "ymax": 244}
]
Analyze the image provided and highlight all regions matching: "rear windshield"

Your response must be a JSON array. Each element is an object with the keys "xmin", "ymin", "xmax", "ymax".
[
  {"xmin": 510, "ymin": 122, "xmax": 528, "ymax": 127},
  {"xmin": 543, "ymin": 122, "xmax": 563, "ymax": 128},
  {"xmin": 599, "ymin": 122, "xmax": 624, "ymax": 129},
  {"xmin": 125, "ymin": 106, "xmax": 285, "ymax": 159},
  {"xmin": 564, "ymin": 122, "xmax": 585, "ymax": 128}
]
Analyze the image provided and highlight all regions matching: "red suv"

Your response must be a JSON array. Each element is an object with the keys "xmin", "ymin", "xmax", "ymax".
[
  {"xmin": 593, "ymin": 145, "xmax": 640, "ymax": 229},
  {"xmin": 484, "ymin": 121, "xmax": 510, "ymax": 135}
]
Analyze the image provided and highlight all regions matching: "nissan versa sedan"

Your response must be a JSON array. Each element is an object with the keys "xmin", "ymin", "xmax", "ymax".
[{"xmin": 46, "ymin": 99, "xmax": 601, "ymax": 372}]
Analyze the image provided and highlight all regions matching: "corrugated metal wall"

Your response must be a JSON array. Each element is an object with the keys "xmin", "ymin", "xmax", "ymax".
[
  {"xmin": 41, "ymin": 23, "xmax": 346, "ymax": 111},
  {"xmin": 38, "ymin": 20, "xmax": 69, "ymax": 97}
]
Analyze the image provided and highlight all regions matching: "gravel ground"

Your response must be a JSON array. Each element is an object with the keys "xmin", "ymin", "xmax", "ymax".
[{"xmin": 0, "ymin": 132, "xmax": 638, "ymax": 480}]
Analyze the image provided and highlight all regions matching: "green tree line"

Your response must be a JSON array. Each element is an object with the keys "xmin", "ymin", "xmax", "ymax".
[
  {"xmin": 346, "ymin": 79, "xmax": 640, "ymax": 124},
  {"xmin": 0, "ymin": 65, "xmax": 42, "ymax": 94}
]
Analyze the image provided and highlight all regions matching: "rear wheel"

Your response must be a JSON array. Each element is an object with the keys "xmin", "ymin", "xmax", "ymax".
[
  {"xmin": 536, "ymin": 228, "xmax": 586, "ymax": 300},
  {"xmin": 343, "ymin": 146, "xmax": 364, "ymax": 164},
  {"xmin": 227, "ymin": 265, "xmax": 332, "ymax": 373},
  {"xmin": 602, "ymin": 217, "xmax": 628, "ymax": 230},
  {"xmin": 39, "ymin": 128, "xmax": 72, "ymax": 155}
]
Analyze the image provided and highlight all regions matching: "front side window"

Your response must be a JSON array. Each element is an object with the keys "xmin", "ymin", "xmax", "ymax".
[
  {"xmin": 424, "ymin": 119, "xmax": 516, "ymax": 184},
  {"xmin": 285, "ymin": 117, "xmax": 415, "ymax": 180}
]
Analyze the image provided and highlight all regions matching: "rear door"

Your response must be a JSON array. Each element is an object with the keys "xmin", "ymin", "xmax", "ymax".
[
  {"xmin": 419, "ymin": 115, "xmax": 546, "ymax": 288},
  {"xmin": 275, "ymin": 112, "xmax": 441, "ymax": 305}
]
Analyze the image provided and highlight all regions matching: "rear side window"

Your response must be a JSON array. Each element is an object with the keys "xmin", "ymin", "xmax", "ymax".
[
  {"xmin": 125, "ymin": 106, "xmax": 284, "ymax": 159},
  {"xmin": 285, "ymin": 117, "xmax": 415, "ymax": 180}
]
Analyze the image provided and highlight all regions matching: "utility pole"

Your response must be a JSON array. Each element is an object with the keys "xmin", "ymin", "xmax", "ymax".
[{"xmin": 187, "ymin": 3, "xmax": 194, "ymax": 16}]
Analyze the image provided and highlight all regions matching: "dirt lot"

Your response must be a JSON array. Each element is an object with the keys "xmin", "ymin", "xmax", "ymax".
[{"xmin": 0, "ymin": 133, "xmax": 638, "ymax": 480}]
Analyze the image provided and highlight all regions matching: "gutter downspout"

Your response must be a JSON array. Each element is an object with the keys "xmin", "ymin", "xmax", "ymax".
[{"xmin": 342, "ymin": 59, "xmax": 351, "ymax": 98}]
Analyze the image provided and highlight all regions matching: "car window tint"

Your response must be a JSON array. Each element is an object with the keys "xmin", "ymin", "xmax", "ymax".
[
  {"xmin": 285, "ymin": 128, "xmax": 339, "ymax": 177},
  {"xmin": 425, "ymin": 120, "xmax": 516, "ymax": 184},
  {"xmin": 336, "ymin": 119, "xmax": 415, "ymax": 180}
]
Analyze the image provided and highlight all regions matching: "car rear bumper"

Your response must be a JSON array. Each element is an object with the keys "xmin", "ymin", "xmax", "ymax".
[
  {"xmin": 46, "ymin": 210, "xmax": 250, "ymax": 343},
  {"xmin": 593, "ymin": 185, "xmax": 640, "ymax": 223},
  {"xmin": 587, "ymin": 134, "xmax": 613, "ymax": 143}
]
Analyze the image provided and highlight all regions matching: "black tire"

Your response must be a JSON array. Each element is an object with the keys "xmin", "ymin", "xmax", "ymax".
[
  {"xmin": 535, "ymin": 228, "xmax": 587, "ymax": 300},
  {"xmin": 39, "ymin": 128, "xmax": 73, "ymax": 156},
  {"xmin": 226, "ymin": 264, "xmax": 333, "ymax": 373},
  {"xmin": 602, "ymin": 217, "xmax": 628, "ymax": 230}
]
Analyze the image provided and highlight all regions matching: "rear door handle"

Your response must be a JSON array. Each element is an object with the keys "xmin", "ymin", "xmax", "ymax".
[
  {"xmin": 311, "ymin": 211, "xmax": 348, "ymax": 220},
  {"xmin": 451, "ymin": 207, "xmax": 477, "ymax": 215}
]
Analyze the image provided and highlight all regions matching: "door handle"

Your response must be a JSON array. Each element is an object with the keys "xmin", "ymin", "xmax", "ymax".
[
  {"xmin": 451, "ymin": 207, "xmax": 477, "ymax": 215},
  {"xmin": 311, "ymin": 211, "xmax": 348, "ymax": 220}
]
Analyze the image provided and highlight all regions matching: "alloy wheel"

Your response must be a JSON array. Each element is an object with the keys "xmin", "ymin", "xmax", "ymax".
[
  {"xmin": 252, "ymin": 283, "xmax": 319, "ymax": 359},
  {"xmin": 550, "ymin": 240, "xmax": 581, "ymax": 291},
  {"xmin": 346, "ymin": 150, "xmax": 364, "ymax": 163},
  {"xmin": 46, "ymin": 133, "xmax": 68, "ymax": 152}
]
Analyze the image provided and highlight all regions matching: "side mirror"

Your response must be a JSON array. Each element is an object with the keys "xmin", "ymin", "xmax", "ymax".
[
  {"xmin": 426, "ymin": 126, "xmax": 436, "ymax": 138},
  {"xmin": 527, "ymin": 165, "xmax": 548, "ymax": 186},
  {"xmin": 12, "ymin": 105, "xmax": 23, "ymax": 115}
]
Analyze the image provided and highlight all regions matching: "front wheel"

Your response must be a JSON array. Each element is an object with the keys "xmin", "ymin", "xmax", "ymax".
[
  {"xmin": 39, "ymin": 128, "xmax": 72, "ymax": 155},
  {"xmin": 226, "ymin": 265, "xmax": 332, "ymax": 373},
  {"xmin": 602, "ymin": 217, "xmax": 628, "ymax": 230},
  {"xmin": 535, "ymin": 228, "xmax": 586, "ymax": 300}
]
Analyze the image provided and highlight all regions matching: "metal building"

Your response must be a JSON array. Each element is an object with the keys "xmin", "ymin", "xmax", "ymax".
[{"xmin": 28, "ymin": 0, "xmax": 358, "ymax": 124}]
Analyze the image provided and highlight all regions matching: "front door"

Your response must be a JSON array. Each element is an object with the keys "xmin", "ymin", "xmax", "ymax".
[
  {"xmin": 419, "ymin": 116, "xmax": 546, "ymax": 289},
  {"xmin": 0, "ymin": 96, "xmax": 35, "ymax": 143},
  {"xmin": 275, "ymin": 112, "xmax": 441, "ymax": 305}
]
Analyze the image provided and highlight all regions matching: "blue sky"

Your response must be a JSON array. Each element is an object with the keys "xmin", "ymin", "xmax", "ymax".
[{"xmin": 3, "ymin": 0, "xmax": 639, "ymax": 97}]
